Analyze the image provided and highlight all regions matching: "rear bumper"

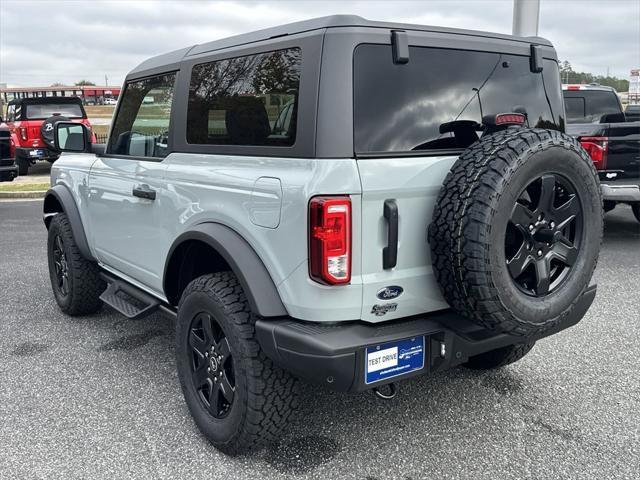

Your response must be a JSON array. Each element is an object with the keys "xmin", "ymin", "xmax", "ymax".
[
  {"xmin": 15, "ymin": 147, "xmax": 59, "ymax": 162},
  {"xmin": 256, "ymin": 284, "xmax": 597, "ymax": 392},
  {"xmin": 601, "ymin": 184, "xmax": 640, "ymax": 203}
]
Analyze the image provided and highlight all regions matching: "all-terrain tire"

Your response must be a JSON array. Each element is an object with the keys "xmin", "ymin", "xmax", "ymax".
[
  {"xmin": 47, "ymin": 213, "xmax": 105, "ymax": 315},
  {"xmin": 632, "ymin": 204, "xmax": 640, "ymax": 223},
  {"xmin": 175, "ymin": 272, "xmax": 299, "ymax": 455},
  {"xmin": 428, "ymin": 128, "xmax": 603, "ymax": 336},
  {"xmin": 465, "ymin": 342, "xmax": 535, "ymax": 370}
]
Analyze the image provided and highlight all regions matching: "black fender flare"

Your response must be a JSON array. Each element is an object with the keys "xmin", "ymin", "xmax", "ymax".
[
  {"xmin": 164, "ymin": 223, "xmax": 288, "ymax": 318},
  {"xmin": 43, "ymin": 185, "xmax": 95, "ymax": 262}
]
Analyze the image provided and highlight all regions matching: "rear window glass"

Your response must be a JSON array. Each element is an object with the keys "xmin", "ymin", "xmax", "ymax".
[
  {"xmin": 563, "ymin": 90, "xmax": 621, "ymax": 123},
  {"xmin": 186, "ymin": 48, "xmax": 301, "ymax": 146},
  {"xmin": 24, "ymin": 103, "xmax": 83, "ymax": 119},
  {"xmin": 353, "ymin": 45, "xmax": 563, "ymax": 154}
]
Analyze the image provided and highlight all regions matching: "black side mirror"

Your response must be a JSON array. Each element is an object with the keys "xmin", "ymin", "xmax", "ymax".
[{"xmin": 53, "ymin": 122, "xmax": 91, "ymax": 152}]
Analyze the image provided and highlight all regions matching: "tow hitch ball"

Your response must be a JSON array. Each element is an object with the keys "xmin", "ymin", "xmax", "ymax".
[{"xmin": 373, "ymin": 383, "xmax": 397, "ymax": 400}]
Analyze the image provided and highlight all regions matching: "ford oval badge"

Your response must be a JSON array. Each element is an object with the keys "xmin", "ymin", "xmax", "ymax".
[{"xmin": 376, "ymin": 286, "xmax": 404, "ymax": 300}]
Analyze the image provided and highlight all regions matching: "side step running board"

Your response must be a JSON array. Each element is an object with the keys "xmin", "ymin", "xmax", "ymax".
[{"xmin": 99, "ymin": 274, "xmax": 160, "ymax": 320}]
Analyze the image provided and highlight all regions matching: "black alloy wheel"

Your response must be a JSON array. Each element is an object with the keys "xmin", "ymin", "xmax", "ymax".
[
  {"xmin": 505, "ymin": 173, "xmax": 583, "ymax": 297},
  {"xmin": 52, "ymin": 234, "xmax": 70, "ymax": 297},
  {"xmin": 188, "ymin": 312, "xmax": 235, "ymax": 419}
]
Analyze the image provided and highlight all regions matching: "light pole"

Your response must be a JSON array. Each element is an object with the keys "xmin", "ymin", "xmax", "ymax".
[{"xmin": 512, "ymin": 0, "xmax": 541, "ymax": 37}]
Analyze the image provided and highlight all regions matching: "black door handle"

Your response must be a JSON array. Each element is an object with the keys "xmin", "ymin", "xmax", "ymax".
[
  {"xmin": 132, "ymin": 184, "xmax": 156, "ymax": 201},
  {"xmin": 383, "ymin": 199, "xmax": 398, "ymax": 269}
]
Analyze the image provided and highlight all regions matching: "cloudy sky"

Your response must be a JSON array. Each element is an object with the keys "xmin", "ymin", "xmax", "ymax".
[{"xmin": 0, "ymin": 0, "xmax": 638, "ymax": 87}]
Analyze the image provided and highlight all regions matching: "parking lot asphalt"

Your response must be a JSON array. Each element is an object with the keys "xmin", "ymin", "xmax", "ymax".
[{"xmin": 0, "ymin": 200, "xmax": 638, "ymax": 480}]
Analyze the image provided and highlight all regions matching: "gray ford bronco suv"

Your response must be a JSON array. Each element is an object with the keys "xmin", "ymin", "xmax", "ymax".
[{"xmin": 44, "ymin": 16, "xmax": 603, "ymax": 454}]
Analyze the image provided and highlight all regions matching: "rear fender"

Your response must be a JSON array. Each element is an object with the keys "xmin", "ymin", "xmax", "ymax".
[{"xmin": 164, "ymin": 223, "xmax": 287, "ymax": 318}]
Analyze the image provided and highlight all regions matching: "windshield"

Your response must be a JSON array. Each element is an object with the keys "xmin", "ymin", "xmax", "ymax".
[
  {"xmin": 563, "ymin": 90, "xmax": 621, "ymax": 123},
  {"xmin": 25, "ymin": 103, "xmax": 84, "ymax": 119},
  {"xmin": 353, "ymin": 45, "xmax": 563, "ymax": 154}
]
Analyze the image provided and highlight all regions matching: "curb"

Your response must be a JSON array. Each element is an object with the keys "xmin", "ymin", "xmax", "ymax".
[{"xmin": 0, "ymin": 190, "xmax": 47, "ymax": 199}]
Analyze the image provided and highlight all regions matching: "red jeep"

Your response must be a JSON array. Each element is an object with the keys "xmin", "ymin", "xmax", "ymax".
[{"xmin": 4, "ymin": 97, "xmax": 94, "ymax": 175}]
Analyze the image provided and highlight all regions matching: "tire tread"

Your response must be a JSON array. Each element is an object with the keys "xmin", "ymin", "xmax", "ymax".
[
  {"xmin": 178, "ymin": 272, "xmax": 298, "ymax": 454},
  {"xmin": 48, "ymin": 213, "xmax": 104, "ymax": 315},
  {"xmin": 428, "ymin": 128, "xmax": 602, "ymax": 336}
]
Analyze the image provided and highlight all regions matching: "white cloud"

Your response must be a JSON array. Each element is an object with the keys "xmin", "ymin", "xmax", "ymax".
[{"xmin": 0, "ymin": 0, "xmax": 637, "ymax": 87}]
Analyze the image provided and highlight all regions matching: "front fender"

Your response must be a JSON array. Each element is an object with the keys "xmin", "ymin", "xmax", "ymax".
[{"xmin": 43, "ymin": 184, "xmax": 95, "ymax": 262}]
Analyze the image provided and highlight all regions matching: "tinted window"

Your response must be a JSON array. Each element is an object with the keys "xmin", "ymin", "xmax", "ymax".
[
  {"xmin": 562, "ymin": 90, "xmax": 621, "ymax": 123},
  {"xmin": 353, "ymin": 45, "xmax": 563, "ymax": 154},
  {"xmin": 25, "ymin": 103, "xmax": 83, "ymax": 119},
  {"xmin": 186, "ymin": 48, "xmax": 301, "ymax": 146},
  {"xmin": 564, "ymin": 96, "xmax": 586, "ymax": 122},
  {"xmin": 107, "ymin": 73, "xmax": 176, "ymax": 158}
]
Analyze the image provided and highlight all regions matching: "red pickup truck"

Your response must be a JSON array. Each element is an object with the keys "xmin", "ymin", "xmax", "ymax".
[{"xmin": 4, "ymin": 97, "xmax": 94, "ymax": 175}]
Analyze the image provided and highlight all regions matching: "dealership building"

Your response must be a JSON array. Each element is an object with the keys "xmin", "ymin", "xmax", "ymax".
[{"xmin": 0, "ymin": 85, "xmax": 121, "ymax": 107}]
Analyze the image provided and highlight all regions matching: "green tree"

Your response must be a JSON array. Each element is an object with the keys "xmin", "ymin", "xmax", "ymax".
[
  {"xmin": 558, "ymin": 61, "xmax": 629, "ymax": 92},
  {"xmin": 75, "ymin": 80, "xmax": 95, "ymax": 86}
]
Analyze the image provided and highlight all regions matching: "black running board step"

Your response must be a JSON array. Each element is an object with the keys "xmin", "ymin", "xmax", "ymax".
[{"xmin": 99, "ymin": 276, "xmax": 160, "ymax": 320}]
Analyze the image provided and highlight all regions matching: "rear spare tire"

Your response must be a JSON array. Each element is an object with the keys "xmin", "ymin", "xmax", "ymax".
[
  {"xmin": 429, "ymin": 128, "xmax": 602, "ymax": 336},
  {"xmin": 40, "ymin": 115, "xmax": 70, "ymax": 150}
]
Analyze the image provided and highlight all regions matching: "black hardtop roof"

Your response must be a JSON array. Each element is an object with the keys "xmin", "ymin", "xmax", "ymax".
[
  {"xmin": 128, "ymin": 14, "xmax": 552, "ymax": 78},
  {"xmin": 8, "ymin": 96, "xmax": 84, "ymax": 106}
]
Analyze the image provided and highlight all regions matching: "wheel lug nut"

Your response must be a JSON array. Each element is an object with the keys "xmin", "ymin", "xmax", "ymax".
[
  {"xmin": 537, "ymin": 249, "xmax": 543, "ymax": 257},
  {"xmin": 205, "ymin": 352, "xmax": 209, "ymax": 357},
  {"xmin": 207, "ymin": 367, "xmax": 210, "ymax": 372},
  {"xmin": 550, "ymin": 222, "xmax": 555, "ymax": 228},
  {"xmin": 214, "ymin": 377, "xmax": 218, "ymax": 383},
  {"xmin": 529, "ymin": 224, "xmax": 534, "ymax": 231}
]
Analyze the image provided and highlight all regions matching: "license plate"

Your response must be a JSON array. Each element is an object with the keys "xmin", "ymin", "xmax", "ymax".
[
  {"xmin": 365, "ymin": 336, "xmax": 425, "ymax": 384},
  {"xmin": 29, "ymin": 150, "xmax": 44, "ymax": 157}
]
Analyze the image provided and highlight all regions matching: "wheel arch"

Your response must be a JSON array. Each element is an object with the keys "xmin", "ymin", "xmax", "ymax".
[
  {"xmin": 163, "ymin": 223, "xmax": 288, "ymax": 318},
  {"xmin": 43, "ymin": 185, "xmax": 95, "ymax": 262}
]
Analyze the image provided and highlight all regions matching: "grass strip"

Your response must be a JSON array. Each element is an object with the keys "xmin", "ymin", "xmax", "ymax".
[{"xmin": 0, "ymin": 182, "xmax": 49, "ymax": 192}]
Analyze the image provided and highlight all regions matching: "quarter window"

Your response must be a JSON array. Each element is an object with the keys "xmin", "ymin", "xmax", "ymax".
[
  {"xmin": 186, "ymin": 48, "xmax": 301, "ymax": 146},
  {"xmin": 107, "ymin": 73, "xmax": 176, "ymax": 158}
]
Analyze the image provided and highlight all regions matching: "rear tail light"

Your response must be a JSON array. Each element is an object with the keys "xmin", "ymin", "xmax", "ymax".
[
  {"xmin": 580, "ymin": 136, "xmax": 608, "ymax": 170},
  {"xmin": 566, "ymin": 85, "xmax": 581, "ymax": 90},
  {"xmin": 309, "ymin": 196, "xmax": 351, "ymax": 285},
  {"xmin": 19, "ymin": 127, "xmax": 28, "ymax": 141}
]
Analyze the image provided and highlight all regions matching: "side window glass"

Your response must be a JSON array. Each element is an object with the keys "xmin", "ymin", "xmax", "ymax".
[
  {"xmin": 186, "ymin": 48, "xmax": 301, "ymax": 146},
  {"xmin": 6, "ymin": 105, "xmax": 14, "ymax": 122},
  {"xmin": 107, "ymin": 73, "xmax": 176, "ymax": 158}
]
